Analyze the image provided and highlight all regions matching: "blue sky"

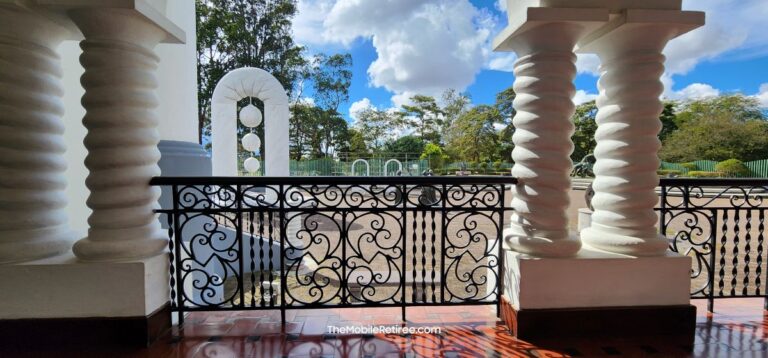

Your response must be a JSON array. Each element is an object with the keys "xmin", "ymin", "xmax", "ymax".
[{"xmin": 292, "ymin": 0, "xmax": 768, "ymax": 123}]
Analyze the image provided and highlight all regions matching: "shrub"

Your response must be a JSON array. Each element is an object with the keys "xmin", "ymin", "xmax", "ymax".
[
  {"xmin": 714, "ymin": 159, "xmax": 751, "ymax": 177},
  {"xmin": 657, "ymin": 169, "xmax": 682, "ymax": 176},
  {"xmin": 680, "ymin": 162, "xmax": 698, "ymax": 171},
  {"xmin": 493, "ymin": 161, "xmax": 503, "ymax": 172},
  {"xmin": 478, "ymin": 162, "xmax": 488, "ymax": 174},
  {"xmin": 688, "ymin": 171, "xmax": 723, "ymax": 178}
]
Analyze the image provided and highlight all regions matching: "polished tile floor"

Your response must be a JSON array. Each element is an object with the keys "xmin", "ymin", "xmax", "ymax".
[{"xmin": 3, "ymin": 299, "xmax": 767, "ymax": 357}]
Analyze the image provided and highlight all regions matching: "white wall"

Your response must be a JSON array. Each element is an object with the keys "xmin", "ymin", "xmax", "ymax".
[
  {"xmin": 60, "ymin": 1, "xmax": 199, "ymax": 237},
  {"xmin": 156, "ymin": 0, "xmax": 199, "ymax": 143}
]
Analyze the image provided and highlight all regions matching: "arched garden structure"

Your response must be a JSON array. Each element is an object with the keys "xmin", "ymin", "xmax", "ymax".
[{"xmin": 211, "ymin": 67, "xmax": 289, "ymax": 176}]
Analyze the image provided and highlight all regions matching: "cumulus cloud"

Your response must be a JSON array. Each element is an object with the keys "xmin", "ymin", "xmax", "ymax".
[
  {"xmin": 293, "ymin": 0, "xmax": 335, "ymax": 46},
  {"xmin": 295, "ymin": 0, "xmax": 497, "ymax": 105},
  {"xmin": 487, "ymin": 53, "xmax": 517, "ymax": 72},
  {"xmin": 575, "ymin": 54, "xmax": 601, "ymax": 76},
  {"xmin": 573, "ymin": 90, "xmax": 598, "ymax": 105},
  {"xmin": 755, "ymin": 84, "xmax": 768, "ymax": 109},
  {"xmin": 666, "ymin": 83, "xmax": 721, "ymax": 101},
  {"xmin": 348, "ymin": 97, "xmax": 374, "ymax": 122}
]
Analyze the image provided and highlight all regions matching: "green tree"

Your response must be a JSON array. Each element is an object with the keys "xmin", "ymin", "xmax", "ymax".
[
  {"xmin": 675, "ymin": 94, "xmax": 765, "ymax": 127},
  {"xmin": 312, "ymin": 53, "xmax": 353, "ymax": 112},
  {"xmin": 196, "ymin": 0, "xmax": 306, "ymax": 143},
  {"xmin": 660, "ymin": 95, "xmax": 768, "ymax": 162},
  {"xmin": 356, "ymin": 108, "xmax": 404, "ymax": 152},
  {"xmin": 493, "ymin": 86, "xmax": 516, "ymax": 161},
  {"xmin": 447, "ymin": 105, "xmax": 503, "ymax": 162},
  {"xmin": 660, "ymin": 115, "xmax": 768, "ymax": 162},
  {"xmin": 440, "ymin": 89, "xmax": 471, "ymax": 142},
  {"xmin": 289, "ymin": 102, "xmax": 323, "ymax": 159},
  {"xmin": 401, "ymin": 95, "xmax": 445, "ymax": 144},
  {"xmin": 420, "ymin": 143, "xmax": 448, "ymax": 170},
  {"xmin": 384, "ymin": 136, "xmax": 425, "ymax": 154},
  {"xmin": 659, "ymin": 101, "xmax": 678, "ymax": 142},
  {"xmin": 346, "ymin": 128, "xmax": 369, "ymax": 158},
  {"xmin": 571, "ymin": 101, "xmax": 598, "ymax": 162}
]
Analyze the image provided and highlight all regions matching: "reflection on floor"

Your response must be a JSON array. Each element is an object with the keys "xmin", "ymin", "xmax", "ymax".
[{"xmin": 2, "ymin": 299, "xmax": 767, "ymax": 357}]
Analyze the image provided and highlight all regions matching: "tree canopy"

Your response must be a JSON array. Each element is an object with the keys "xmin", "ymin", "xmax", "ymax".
[{"xmin": 659, "ymin": 95, "xmax": 768, "ymax": 162}]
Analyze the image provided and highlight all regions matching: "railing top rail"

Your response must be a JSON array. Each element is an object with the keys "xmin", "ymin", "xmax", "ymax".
[
  {"xmin": 659, "ymin": 178, "xmax": 768, "ymax": 186},
  {"xmin": 150, "ymin": 176, "xmax": 517, "ymax": 186}
]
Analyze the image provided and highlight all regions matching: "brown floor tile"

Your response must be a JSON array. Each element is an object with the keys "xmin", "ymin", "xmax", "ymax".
[{"xmin": 6, "ymin": 299, "xmax": 768, "ymax": 357}]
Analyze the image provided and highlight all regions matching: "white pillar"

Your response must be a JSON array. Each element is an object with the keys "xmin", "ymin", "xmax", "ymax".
[
  {"xmin": 0, "ymin": 4, "xmax": 75, "ymax": 264},
  {"xmin": 494, "ymin": 8, "xmax": 606, "ymax": 257},
  {"xmin": 70, "ymin": 8, "xmax": 180, "ymax": 261},
  {"xmin": 579, "ymin": 9, "xmax": 704, "ymax": 257}
]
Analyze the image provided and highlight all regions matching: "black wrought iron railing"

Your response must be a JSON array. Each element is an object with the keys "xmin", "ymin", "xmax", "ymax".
[
  {"xmin": 151, "ymin": 176, "xmax": 515, "ymax": 326},
  {"xmin": 658, "ymin": 178, "xmax": 768, "ymax": 312}
]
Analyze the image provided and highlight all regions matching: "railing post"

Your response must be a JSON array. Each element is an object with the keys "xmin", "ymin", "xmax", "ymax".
[
  {"xmin": 279, "ymin": 184, "xmax": 286, "ymax": 331},
  {"xmin": 440, "ymin": 184, "xmax": 447, "ymax": 305},
  {"xmin": 401, "ymin": 182, "xmax": 407, "ymax": 323},
  {"xmin": 497, "ymin": 185, "xmax": 506, "ymax": 318},
  {"xmin": 171, "ymin": 184, "xmax": 184, "ymax": 326}
]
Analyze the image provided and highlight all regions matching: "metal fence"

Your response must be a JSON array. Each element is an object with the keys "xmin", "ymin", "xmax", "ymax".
[
  {"xmin": 151, "ymin": 176, "xmax": 515, "ymax": 326},
  {"xmin": 660, "ymin": 159, "xmax": 768, "ymax": 177},
  {"xmin": 658, "ymin": 178, "xmax": 768, "ymax": 311}
]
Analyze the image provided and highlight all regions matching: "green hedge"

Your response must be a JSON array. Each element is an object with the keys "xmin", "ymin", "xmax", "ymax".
[
  {"xmin": 657, "ymin": 169, "xmax": 682, "ymax": 176},
  {"xmin": 715, "ymin": 159, "xmax": 752, "ymax": 177},
  {"xmin": 688, "ymin": 171, "xmax": 723, "ymax": 178},
  {"xmin": 662, "ymin": 159, "xmax": 768, "ymax": 178}
]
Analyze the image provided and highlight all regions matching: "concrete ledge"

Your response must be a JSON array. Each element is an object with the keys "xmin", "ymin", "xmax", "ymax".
[
  {"xmin": 505, "ymin": 247, "xmax": 691, "ymax": 310},
  {"xmin": 501, "ymin": 296, "xmax": 695, "ymax": 344},
  {"xmin": 0, "ymin": 253, "xmax": 169, "ymax": 318}
]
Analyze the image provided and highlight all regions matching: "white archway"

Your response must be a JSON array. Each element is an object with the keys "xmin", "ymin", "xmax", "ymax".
[
  {"xmin": 211, "ymin": 67, "xmax": 289, "ymax": 176},
  {"xmin": 383, "ymin": 159, "xmax": 403, "ymax": 176},
  {"xmin": 351, "ymin": 159, "xmax": 370, "ymax": 176}
]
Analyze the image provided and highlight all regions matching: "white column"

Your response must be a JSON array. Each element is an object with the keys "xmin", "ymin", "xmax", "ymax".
[
  {"xmin": 70, "ymin": 9, "xmax": 169, "ymax": 261},
  {"xmin": 495, "ymin": 8, "xmax": 606, "ymax": 257},
  {"xmin": 579, "ymin": 10, "xmax": 704, "ymax": 256},
  {"xmin": 0, "ymin": 4, "xmax": 74, "ymax": 264}
]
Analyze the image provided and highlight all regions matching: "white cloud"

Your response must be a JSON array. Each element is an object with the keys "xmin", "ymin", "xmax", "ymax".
[
  {"xmin": 495, "ymin": 0, "xmax": 507, "ymax": 11},
  {"xmin": 575, "ymin": 54, "xmax": 601, "ymax": 76},
  {"xmin": 667, "ymin": 83, "xmax": 721, "ymax": 101},
  {"xmin": 573, "ymin": 90, "xmax": 598, "ymax": 105},
  {"xmin": 348, "ymin": 98, "xmax": 374, "ymax": 122},
  {"xmin": 755, "ymin": 84, "xmax": 768, "ymax": 109},
  {"xmin": 293, "ymin": 0, "xmax": 336, "ymax": 46},
  {"xmin": 296, "ymin": 0, "xmax": 497, "ymax": 103},
  {"xmin": 487, "ymin": 53, "xmax": 517, "ymax": 72},
  {"xmin": 297, "ymin": 97, "xmax": 316, "ymax": 106}
]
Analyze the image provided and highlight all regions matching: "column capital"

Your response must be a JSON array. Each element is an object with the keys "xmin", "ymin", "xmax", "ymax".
[
  {"xmin": 34, "ymin": 0, "xmax": 185, "ymax": 44},
  {"xmin": 577, "ymin": 9, "xmax": 704, "ymax": 56},
  {"xmin": 494, "ymin": 6, "xmax": 609, "ymax": 53}
]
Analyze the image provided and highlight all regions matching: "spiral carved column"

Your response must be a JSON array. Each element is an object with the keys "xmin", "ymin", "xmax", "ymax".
[
  {"xmin": 0, "ymin": 5, "xmax": 73, "ymax": 264},
  {"xmin": 71, "ymin": 10, "xmax": 168, "ymax": 261},
  {"xmin": 580, "ymin": 20, "xmax": 701, "ymax": 256},
  {"xmin": 502, "ymin": 22, "xmax": 594, "ymax": 257}
]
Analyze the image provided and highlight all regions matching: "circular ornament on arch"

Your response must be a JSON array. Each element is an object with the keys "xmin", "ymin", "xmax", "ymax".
[{"xmin": 239, "ymin": 104, "xmax": 263, "ymax": 127}]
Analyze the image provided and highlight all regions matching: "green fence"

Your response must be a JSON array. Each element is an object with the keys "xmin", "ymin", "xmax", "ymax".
[
  {"xmin": 238, "ymin": 156, "xmax": 430, "ymax": 176},
  {"xmin": 660, "ymin": 159, "xmax": 768, "ymax": 177}
]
